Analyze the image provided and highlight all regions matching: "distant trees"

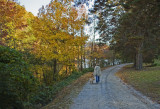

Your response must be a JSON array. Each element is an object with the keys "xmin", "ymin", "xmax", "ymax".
[{"xmin": 85, "ymin": 41, "xmax": 110, "ymax": 67}]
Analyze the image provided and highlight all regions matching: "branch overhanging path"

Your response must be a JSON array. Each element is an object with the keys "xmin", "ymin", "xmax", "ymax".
[{"xmin": 70, "ymin": 64, "xmax": 160, "ymax": 109}]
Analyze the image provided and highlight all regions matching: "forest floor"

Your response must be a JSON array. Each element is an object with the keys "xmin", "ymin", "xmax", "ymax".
[{"xmin": 42, "ymin": 64, "xmax": 160, "ymax": 109}]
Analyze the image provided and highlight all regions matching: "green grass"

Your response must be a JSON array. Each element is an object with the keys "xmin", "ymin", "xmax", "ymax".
[{"xmin": 116, "ymin": 66, "xmax": 160, "ymax": 104}]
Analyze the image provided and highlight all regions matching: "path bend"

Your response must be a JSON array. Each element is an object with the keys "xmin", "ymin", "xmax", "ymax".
[{"xmin": 70, "ymin": 64, "xmax": 159, "ymax": 109}]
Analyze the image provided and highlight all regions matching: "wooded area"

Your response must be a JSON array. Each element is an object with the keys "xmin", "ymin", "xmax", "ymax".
[
  {"xmin": 92, "ymin": 0, "xmax": 160, "ymax": 69},
  {"xmin": 0, "ymin": 0, "xmax": 110, "ymax": 108},
  {"xmin": 0, "ymin": 0, "xmax": 160, "ymax": 108}
]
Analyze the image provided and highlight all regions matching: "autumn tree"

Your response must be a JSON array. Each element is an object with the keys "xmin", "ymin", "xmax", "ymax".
[
  {"xmin": 0, "ymin": 0, "xmax": 91, "ymax": 108},
  {"xmin": 0, "ymin": 0, "xmax": 28, "ymax": 48},
  {"xmin": 31, "ymin": 0, "xmax": 88, "ymax": 81}
]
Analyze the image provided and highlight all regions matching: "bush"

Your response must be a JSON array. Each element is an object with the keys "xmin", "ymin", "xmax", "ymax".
[
  {"xmin": 0, "ymin": 46, "xmax": 38, "ymax": 109},
  {"xmin": 33, "ymin": 67, "xmax": 94, "ymax": 107},
  {"xmin": 82, "ymin": 67, "xmax": 94, "ymax": 73},
  {"xmin": 0, "ymin": 46, "xmax": 94, "ymax": 109},
  {"xmin": 154, "ymin": 58, "xmax": 160, "ymax": 66}
]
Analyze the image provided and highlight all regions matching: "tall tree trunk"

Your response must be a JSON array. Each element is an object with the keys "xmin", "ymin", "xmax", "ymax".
[
  {"xmin": 80, "ymin": 46, "xmax": 83, "ymax": 71},
  {"xmin": 80, "ymin": 28, "xmax": 83, "ymax": 71},
  {"xmin": 66, "ymin": 66, "xmax": 68, "ymax": 74},
  {"xmin": 91, "ymin": 42, "xmax": 93, "ymax": 67},
  {"xmin": 77, "ymin": 46, "xmax": 80, "ymax": 70},
  {"xmin": 83, "ymin": 47, "xmax": 86, "ymax": 68},
  {"xmin": 53, "ymin": 59, "xmax": 57, "ymax": 80},
  {"xmin": 136, "ymin": 43, "xmax": 143, "ymax": 70},
  {"xmin": 112, "ymin": 50, "xmax": 115, "ymax": 66},
  {"xmin": 136, "ymin": 51, "xmax": 143, "ymax": 70},
  {"xmin": 133, "ymin": 53, "xmax": 136, "ymax": 67}
]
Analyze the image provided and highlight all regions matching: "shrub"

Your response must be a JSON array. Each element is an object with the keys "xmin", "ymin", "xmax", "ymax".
[
  {"xmin": 0, "ymin": 46, "xmax": 38, "ymax": 109},
  {"xmin": 0, "ymin": 46, "xmax": 94, "ymax": 109},
  {"xmin": 82, "ymin": 67, "xmax": 94, "ymax": 73},
  {"xmin": 33, "ymin": 67, "xmax": 94, "ymax": 107},
  {"xmin": 154, "ymin": 58, "xmax": 160, "ymax": 66}
]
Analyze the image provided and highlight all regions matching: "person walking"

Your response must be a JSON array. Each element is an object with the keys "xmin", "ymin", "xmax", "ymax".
[{"xmin": 94, "ymin": 64, "xmax": 101, "ymax": 83}]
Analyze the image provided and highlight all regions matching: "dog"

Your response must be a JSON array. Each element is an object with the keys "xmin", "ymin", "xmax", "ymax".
[{"xmin": 89, "ymin": 74, "xmax": 95, "ymax": 84}]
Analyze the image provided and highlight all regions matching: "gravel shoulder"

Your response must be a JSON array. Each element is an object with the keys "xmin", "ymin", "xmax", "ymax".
[{"xmin": 70, "ymin": 64, "xmax": 160, "ymax": 109}]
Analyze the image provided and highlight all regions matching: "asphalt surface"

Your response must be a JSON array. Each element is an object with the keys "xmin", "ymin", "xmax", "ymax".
[{"xmin": 70, "ymin": 64, "xmax": 160, "ymax": 109}]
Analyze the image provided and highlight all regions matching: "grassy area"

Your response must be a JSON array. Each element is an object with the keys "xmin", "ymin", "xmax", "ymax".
[{"xmin": 116, "ymin": 65, "xmax": 160, "ymax": 104}]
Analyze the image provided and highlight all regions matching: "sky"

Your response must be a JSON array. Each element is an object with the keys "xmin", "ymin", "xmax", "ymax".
[{"xmin": 20, "ymin": 0, "xmax": 51, "ymax": 16}]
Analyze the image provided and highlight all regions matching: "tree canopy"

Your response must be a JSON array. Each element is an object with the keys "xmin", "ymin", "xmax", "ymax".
[{"xmin": 92, "ymin": 0, "xmax": 160, "ymax": 69}]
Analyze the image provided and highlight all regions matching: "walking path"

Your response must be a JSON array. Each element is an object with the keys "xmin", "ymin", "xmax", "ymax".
[{"xmin": 70, "ymin": 64, "xmax": 160, "ymax": 109}]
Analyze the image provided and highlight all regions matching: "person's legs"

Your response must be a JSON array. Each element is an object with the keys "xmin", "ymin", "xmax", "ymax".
[
  {"xmin": 97, "ymin": 76, "xmax": 100, "ymax": 82},
  {"xmin": 96, "ymin": 75, "xmax": 98, "ymax": 83}
]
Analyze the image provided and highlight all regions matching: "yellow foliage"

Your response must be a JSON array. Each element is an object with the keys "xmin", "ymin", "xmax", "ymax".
[{"xmin": 0, "ymin": 0, "xmax": 88, "ymax": 78}]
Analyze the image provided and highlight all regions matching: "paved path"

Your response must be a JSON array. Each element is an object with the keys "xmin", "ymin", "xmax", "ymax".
[{"xmin": 70, "ymin": 64, "xmax": 159, "ymax": 109}]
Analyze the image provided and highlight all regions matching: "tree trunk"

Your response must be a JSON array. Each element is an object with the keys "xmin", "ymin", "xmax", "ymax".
[
  {"xmin": 77, "ymin": 46, "xmax": 80, "ymax": 70},
  {"xmin": 133, "ymin": 53, "xmax": 136, "ymax": 67},
  {"xmin": 135, "ymin": 43, "xmax": 143, "ymax": 70},
  {"xmin": 80, "ymin": 44, "xmax": 83, "ymax": 71},
  {"xmin": 136, "ymin": 51, "xmax": 143, "ymax": 70},
  {"xmin": 83, "ymin": 47, "xmax": 86, "ymax": 68},
  {"xmin": 53, "ymin": 59, "xmax": 57, "ymax": 80},
  {"xmin": 66, "ymin": 66, "xmax": 68, "ymax": 74},
  {"xmin": 112, "ymin": 51, "xmax": 115, "ymax": 66},
  {"xmin": 90, "ymin": 41, "xmax": 94, "ymax": 68}
]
